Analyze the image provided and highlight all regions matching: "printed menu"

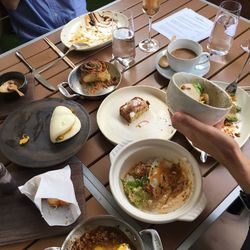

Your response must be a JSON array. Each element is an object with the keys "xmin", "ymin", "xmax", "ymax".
[{"xmin": 152, "ymin": 8, "xmax": 213, "ymax": 42}]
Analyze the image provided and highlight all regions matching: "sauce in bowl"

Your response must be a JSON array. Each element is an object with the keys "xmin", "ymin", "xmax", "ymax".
[{"xmin": 0, "ymin": 79, "xmax": 22, "ymax": 93}]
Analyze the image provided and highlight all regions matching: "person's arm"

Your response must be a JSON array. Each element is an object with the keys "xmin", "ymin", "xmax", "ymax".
[
  {"xmin": 1, "ymin": 0, "xmax": 20, "ymax": 10},
  {"xmin": 171, "ymin": 112, "xmax": 250, "ymax": 193}
]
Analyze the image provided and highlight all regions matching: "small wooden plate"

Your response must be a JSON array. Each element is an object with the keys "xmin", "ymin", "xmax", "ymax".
[{"xmin": 0, "ymin": 98, "xmax": 91, "ymax": 168}]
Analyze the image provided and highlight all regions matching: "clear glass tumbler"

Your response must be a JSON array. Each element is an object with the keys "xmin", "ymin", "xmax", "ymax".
[
  {"xmin": 207, "ymin": 0, "xmax": 242, "ymax": 56},
  {"xmin": 111, "ymin": 10, "xmax": 136, "ymax": 68},
  {"xmin": 0, "ymin": 163, "xmax": 16, "ymax": 195}
]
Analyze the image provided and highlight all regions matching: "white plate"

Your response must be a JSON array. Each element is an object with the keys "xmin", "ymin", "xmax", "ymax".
[
  {"xmin": 155, "ymin": 50, "xmax": 210, "ymax": 80},
  {"xmin": 97, "ymin": 85, "xmax": 176, "ymax": 144},
  {"xmin": 60, "ymin": 11, "xmax": 128, "ymax": 51},
  {"xmin": 189, "ymin": 81, "xmax": 250, "ymax": 154}
]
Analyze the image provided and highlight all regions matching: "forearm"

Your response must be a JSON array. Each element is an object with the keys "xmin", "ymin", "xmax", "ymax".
[
  {"xmin": 200, "ymin": 130, "xmax": 250, "ymax": 193},
  {"xmin": 1, "ymin": 0, "xmax": 20, "ymax": 10},
  {"xmin": 225, "ymin": 147, "xmax": 250, "ymax": 194},
  {"xmin": 171, "ymin": 112, "xmax": 250, "ymax": 193}
]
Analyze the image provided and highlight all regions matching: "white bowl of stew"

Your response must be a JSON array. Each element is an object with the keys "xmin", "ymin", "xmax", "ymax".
[
  {"xmin": 166, "ymin": 72, "xmax": 232, "ymax": 125},
  {"xmin": 109, "ymin": 138, "xmax": 206, "ymax": 224}
]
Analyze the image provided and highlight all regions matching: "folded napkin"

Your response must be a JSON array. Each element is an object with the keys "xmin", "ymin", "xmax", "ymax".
[{"xmin": 19, "ymin": 165, "xmax": 81, "ymax": 226}]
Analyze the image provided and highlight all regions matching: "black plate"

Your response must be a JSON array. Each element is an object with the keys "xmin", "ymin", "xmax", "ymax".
[{"xmin": 0, "ymin": 98, "xmax": 91, "ymax": 168}]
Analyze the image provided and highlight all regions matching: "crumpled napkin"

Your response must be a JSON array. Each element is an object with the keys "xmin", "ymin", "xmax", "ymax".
[{"xmin": 19, "ymin": 165, "xmax": 81, "ymax": 226}]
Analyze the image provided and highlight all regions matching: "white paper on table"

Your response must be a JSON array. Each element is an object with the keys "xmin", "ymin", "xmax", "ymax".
[
  {"xmin": 152, "ymin": 8, "xmax": 214, "ymax": 42},
  {"xmin": 19, "ymin": 165, "xmax": 81, "ymax": 226}
]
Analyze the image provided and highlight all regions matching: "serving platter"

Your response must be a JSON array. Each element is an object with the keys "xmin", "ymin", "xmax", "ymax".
[
  {"xmin": 188, "ymin": 81, "xmax": 250, "ymax": 153},
  {"xmin": 60, "ymin": 11, "xmax": 128, "ymax": 51},
  {"xmin": 97, "ymin": 85, "xmax": 176, "ymax": 145},
  {"xmin": 0, "ymin": 98, "xmax": 90, "ymax": 168}
]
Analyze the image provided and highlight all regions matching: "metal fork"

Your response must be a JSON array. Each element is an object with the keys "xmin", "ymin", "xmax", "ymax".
[
  {"xmin": 43, "ymin": 37, "xmax": 75, "ymax": 68},
  {"xmin": 225, "ymin": 40, "xmax": 250, "ymax": 95},
  {"xmin": 39, "ymin": 41, "xmax": 88, "ymax": 73}
]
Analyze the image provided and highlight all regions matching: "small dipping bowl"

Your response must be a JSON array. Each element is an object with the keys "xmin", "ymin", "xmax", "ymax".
[{"xmin": 0, "ymin": 71, "xmax": 27, "ymax": 99}]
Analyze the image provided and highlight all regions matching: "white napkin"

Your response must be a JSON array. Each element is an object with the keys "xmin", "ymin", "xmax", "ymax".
[
  {"xmin": 19, "ymin": 165, "xmax": 81, "ymax": 226},
  {"xmin": 152, "ymin": 8, "xmax": 213, "ymax": 42}
]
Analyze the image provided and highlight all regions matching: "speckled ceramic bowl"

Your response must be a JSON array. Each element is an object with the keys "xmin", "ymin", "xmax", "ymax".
[
  {"xmin": 166, "ymin": 72, "xmax": 232, "ymax": 125},
  {"xmin": 109, "ymin": 139, "xmax": 206, "ymax": 224}
]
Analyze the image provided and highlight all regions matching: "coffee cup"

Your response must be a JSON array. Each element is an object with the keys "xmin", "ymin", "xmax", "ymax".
[{"xmin": 167, "ymin": 39, "xmax": 210, "ymax": 72}]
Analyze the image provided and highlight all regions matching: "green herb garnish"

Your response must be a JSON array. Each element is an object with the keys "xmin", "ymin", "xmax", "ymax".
[
  {"xmin": 236, "ymin": 105, "xmax": 242, "ymax": 113},
  {"xmin": 87, "ymin": 82, "xmax": 96, "ymax": 88},
  {"xmin": 122, "ymin": 177, "xmax": 150, "ymax": 208},
  {"xmin": 226, "ymin": 113, "xmax": 238, "ymax": 123},
  {"xmin": 192, "ymin": 80, "xmax": 204, "ymax": 94}
]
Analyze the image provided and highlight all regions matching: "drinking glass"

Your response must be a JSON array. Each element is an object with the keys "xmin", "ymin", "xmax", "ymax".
[
  {"xmin": 111, "ymin": 10, "xmax": 136, "ymax": 68},
  {"xmin": 207, "ymin": 0, "xmax": 242, "ymax": 56},
  {"xmin": 139, "ymin": 0, "xmax": 160, "ymax": 52}
]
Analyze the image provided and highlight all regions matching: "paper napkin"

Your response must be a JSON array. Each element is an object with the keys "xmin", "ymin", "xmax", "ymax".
[
  {"xmin": 152, "ymin": 8, "xmax": 213, "ymax": 42},
  {"xmin": 19, "ymin": 165, "xmax": 81, "ymax": 226}
]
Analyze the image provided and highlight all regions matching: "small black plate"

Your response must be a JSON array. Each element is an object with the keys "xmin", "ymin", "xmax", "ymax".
[{"xmin": 0, "ymin": 98, "xmax": 91, "ymax": 168}]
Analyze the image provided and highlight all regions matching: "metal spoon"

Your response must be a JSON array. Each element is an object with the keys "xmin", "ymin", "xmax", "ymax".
[
  {"xmin": 158, "ymin": 35, "xmax": 176, "ymax": 68},
  {"xmin": 7, "ymin": 83, "xmax": 25, "ymax": 96},
  {"xmin": 200, "ymin": 150, "xmax": 208, "ymax": 163},
  {"xmin": 225, "ymin": 40, "xmax": 250, "ymax": 95},
  {"xmin": 158, "ymin": 55, "xmax": 169, "ymax": 68}
]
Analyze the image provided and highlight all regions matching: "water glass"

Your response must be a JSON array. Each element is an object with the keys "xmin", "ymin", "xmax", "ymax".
[
  {"xmin": 0, "ymin": 163, "xmax": 17, "ymax": 195},
  {"xmin": 111, "ymin": 10, "xmax": 136, "ymax": 68},
  {"xmin": 207, "ymin": 0, "xmax": 242, "ymax": 56}
]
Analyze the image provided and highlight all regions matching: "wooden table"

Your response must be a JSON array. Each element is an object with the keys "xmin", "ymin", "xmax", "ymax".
[{"xmin": 0, "ymin": 0, "xmax": 250, "ymax": 249}]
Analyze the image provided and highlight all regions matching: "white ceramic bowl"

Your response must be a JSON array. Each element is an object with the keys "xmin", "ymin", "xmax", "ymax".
[
  {"xmin": 109, "ymin": 139, "xmax": 206, "ymax": 224},
  {"xmin": 166, "ymin": 72, "xmax": 232, "ymax": 125}
]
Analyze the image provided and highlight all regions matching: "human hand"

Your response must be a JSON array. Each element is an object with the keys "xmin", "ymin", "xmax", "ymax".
[
  {"xmin": 171, "ymin": 112, "xmax": 250, "ymax": 193},
  {"xmin": 171, "ymin": 112, "xmax": 239, "ymax": 167}
]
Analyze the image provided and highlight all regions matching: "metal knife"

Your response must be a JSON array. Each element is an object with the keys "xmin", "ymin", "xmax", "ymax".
[{"xmin": 15, "ymin": 51, "xmax": 56, "ymax": 91}]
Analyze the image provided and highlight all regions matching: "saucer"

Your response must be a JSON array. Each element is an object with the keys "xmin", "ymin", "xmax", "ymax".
[{"xmin": 155, "ymin": 49, "xmax": 210, "ymax": 80}]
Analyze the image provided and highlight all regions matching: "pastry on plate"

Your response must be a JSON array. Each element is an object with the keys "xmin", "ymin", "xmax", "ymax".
[
  {"xmin": 47, "ymin": 198, "xmax": 69, "ymax": 207},
  {"xmin": 120, "ymin": 97, "xmax": 150, "ymax": 123},
  {"xmin": 80, "ymin": 59, "xmax": 114, "ymax": 94},
  {"xmin": 80, "ymin": 59, "xmax": 111, "ymax": 83},
  {"xmin": 50, "ymin": 106, "xmax": 81, "ymax": 143}
]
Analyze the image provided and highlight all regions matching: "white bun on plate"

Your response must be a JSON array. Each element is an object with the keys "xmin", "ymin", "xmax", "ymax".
[{"xmin": 50, "ymin": 106, "xmax": 81, "ymax": 143}]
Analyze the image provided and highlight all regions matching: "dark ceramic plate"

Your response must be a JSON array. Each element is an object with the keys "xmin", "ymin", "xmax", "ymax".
[{"xmin": 0, "ymin": 98, "xmax": 91, "ymax": 168}]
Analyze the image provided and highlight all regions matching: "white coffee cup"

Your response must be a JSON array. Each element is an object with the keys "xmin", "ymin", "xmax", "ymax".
[{"xmin": 167, "ymin": 39, "xmax": 210, "ymax": 72}]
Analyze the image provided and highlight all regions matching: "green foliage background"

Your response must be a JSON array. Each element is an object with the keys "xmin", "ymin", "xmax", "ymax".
[{"xmin": 87, "ymin": 0, "xmax": 115, "ymax": 11}]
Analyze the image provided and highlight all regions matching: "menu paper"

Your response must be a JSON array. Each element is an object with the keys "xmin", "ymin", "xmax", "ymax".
[
  {"xmin": 19, "ymin": 165, "xmax": 81, "ymax": 226},
  {"xmin": 152, "ymin": 8, "xmax": 213, "ymax": 42}
]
